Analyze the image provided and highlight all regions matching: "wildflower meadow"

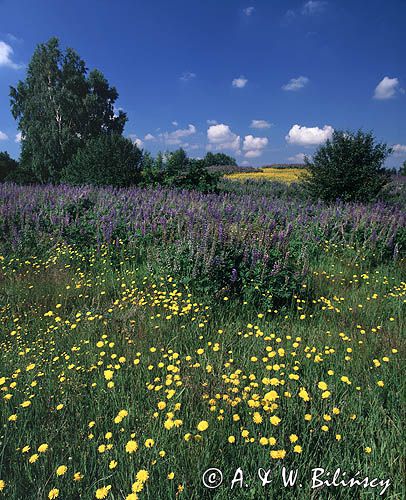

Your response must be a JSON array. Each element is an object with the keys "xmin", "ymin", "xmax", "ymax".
[{"xmin": 0, "ymin": 182, "xmax": 404, "ymax": 499}]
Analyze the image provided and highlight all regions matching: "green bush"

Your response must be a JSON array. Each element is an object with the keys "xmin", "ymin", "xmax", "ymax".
[
  {"xmin": 304, "ymin": 130, "xmax": 391, "ymax": 202},
  {"xmin": 62, "ymin": 134, "xmax": 143, "ymax": 187},
  {"xmin": 0, "ymin": 151, "xmax": 18, "ymax": 182}
]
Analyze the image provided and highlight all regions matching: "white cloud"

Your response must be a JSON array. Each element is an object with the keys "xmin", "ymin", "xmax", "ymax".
[
  {"xmin": 162, "ymin": 124, "xmax": 196, "ymax": 145},
  {"xmin": 241, "ymin": 160, "xmax": 250, "ymax": 166},
  {"xmin": 144, "ymin": 133, "xmax": 155, "ymax": 141},
  {"xmin": 373, "ymin": 76, "xmax": 400, "ymax": 100},
  {"xmin": 250, "ymin": 119, "xmax": 271, "ymax": 129},
  {"xmin": 244, "ymin": 150, "xmax": 263, "ymax": 158},
  {"xmin": 232, "ymin": 76, "xmax": 248, "ymax": 88},
  {"xmin": 302, "ymin": 1, "xmax": 326, "ymax": 15},
  {"xmin": 15, "ymin": 132, "xmax": 22, "ymax": 143},
  {"xmin": 180, "ymin": 71, "xmax": 196, "ymax": 82},
  {"xmin": 282, "ymin": 76, "xmax": 309, "ymax": 91},
  {"xmin": 288, "ymin": 153, "xmax": 306, "ymax": 162},
  {"xmin": 0, "ymin": 131, "xmax": 9, "ymax": 141},
  {"xmin": 207, "ymin": 124, "xmax": 241, "ymax": 152},
  {"xmin": 172, "ymin": 121, "xmax": 178, "ymax": 126},
  {"xmin": 243, "ymin": 134, "xmax": 268, "ymax": 158},
  {"xmin": 0, "ymin": 40, "xmax": 23, "ymax": 69},
  {"xmin": 286, "ymin": 124, "xmax": 333, "ymax": 146},
  {"xmin": 207, "ymin": 119, "xmax": 217, "ymax": 125},
  {"xmin": 392, "ymin": 144, "xmax": 406, "ymax": 155},
  {"xmin": 134, "ymin": 138, "xmax": 144, "ymax": 148},
  {"xmin": 243, "ymin": 6, "xmax": 255, "ymax": 16}
]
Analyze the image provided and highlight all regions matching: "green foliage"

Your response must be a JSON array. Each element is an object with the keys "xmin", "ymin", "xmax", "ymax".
[
  {"xmin": 304, "ymin": 130, "xmax": 391, "ymax": 202},
  {"xmin": 204, "ymin": 151, "xmax": 237, "ymax": 167},
  {"xmin": 139, "ymin": 149, "xmax": 220, "ymax": 192},
  {"xmin": 400, "ymin": 160, "xmax": 406, "ymax": 176},
  {"xmin": 62, "ymin": 134, "xmax": 142, "ymax": 187},
  {"xmin": 9, "ymin": 37, "xmax": 127, "ymax": 183},
  {"xmin": 0, "ymin": 151, "xmax": 18, "ymax": 182}
]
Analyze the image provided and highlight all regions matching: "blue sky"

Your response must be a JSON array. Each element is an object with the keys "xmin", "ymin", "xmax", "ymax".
[{"xmin": 1, "ymin": 0, "xmax": 405, "ymax": 166}]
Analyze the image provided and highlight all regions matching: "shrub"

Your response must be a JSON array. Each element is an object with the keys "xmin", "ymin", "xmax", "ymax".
[
  {"xmin": 63, "ymin": 134, "xmax": 143, "ymax": 187},
  {"xmin": 304, "ymin": 130, "xmax": 391, "ymax": 202},
  {"xmin": 0, "ymin": 151, "xmax": 18, "ymax": 182}
]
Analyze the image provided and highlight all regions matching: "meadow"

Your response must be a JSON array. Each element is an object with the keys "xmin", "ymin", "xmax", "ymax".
[
  {"xmin": 225, "ymin": 167, "xmax": 304, "ymax": 183},
  {"xmin": 0, "ymin": 181, "xmax": 405, "ymax": 499}
]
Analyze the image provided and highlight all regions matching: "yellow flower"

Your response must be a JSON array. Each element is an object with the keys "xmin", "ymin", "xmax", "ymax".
[
  {"xmin": 21, "ymin": 400, "xmax": 31, "ymax": 408},
  {"xmin": 144, "ymin": 438, "xmax": 154, "ymax": 448},
  {"xmin": 197, "ymin": 420, "xmax": 209, "ymax": 432},
  {"xmin": 136, "ymin": 469, "xmax": 149, "ymax": 483},
  {"xmin": 0, "ymin": 480, "xmax": 5, "ymax": 492},
  {"xmin": 168, "ymin": 472, "xmax": 175, "ymax": 480},
  {"xmin": 56, "ymin": 465, "xmax": 67, "ymax": 476},
  {"xmin": 104, "ymin": 370, "xmax": 114, "ymax": 380},
  {"xmin": 293, "ymin": 445, "xmax": 303, "ymax": 453},
  {"xmin": 336, "ymin": 434, "xmax": 342, "ymax": 441},
  {"xmin": 38, "ymin": 443, "xmax": 48, "ymax": 453},
  {"xmin": 74, "ymin": 472, "xmax": 83, "ymax": 481},
  {"xmin": 126, "ymin": 494, "xmax": 138, "ymax": 500},
  {"xmin": 29, "ymin": 453, "xmax": 39, "ymax": 463},
  {"xmin": 95, "ymin": 485, "xmax": 111, "ymax": 499},
  {"xmin": 125, "ymin": 440, "xmax": 138, "ymax": 453},
  {"xmin": 228, "ymin": 436, "xmax": 236, "ymax": 443},
  {"xmin": 270, "ymin": 449, "xmax": 286, "ymax": 459},
  {"xmin": 109, "ymin": 460, "xmax": 118, "ymax": 469},
  {"xmin": 270, "ymin": 415, "xmax": 281, "ymax": 426},
  {"xmin": 289, "ymin": 434, "xmax": 298, "ymax": 443},
  {"xmin": 318, "ymin": 381, "xmax": 328, "ymax": 391},
  {"xmin": 131, "ymin": 481, "xmax": 143, "ymax": 493},
  {"xmin": 365, "ymin": 447, "xmax": 372, "ymax": 453},
  {"xmin": 48, "ymin": 488, "xmax": 59, "ymax": 499}
]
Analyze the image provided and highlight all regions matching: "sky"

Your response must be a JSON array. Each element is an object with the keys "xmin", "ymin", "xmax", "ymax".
[{"xmin": 0, "ymin": 0, "xmax": 405, "ymax": 166}]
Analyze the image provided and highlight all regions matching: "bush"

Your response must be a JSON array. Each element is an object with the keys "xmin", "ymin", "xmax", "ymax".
[
  {"xmin": 62, "ymin": 134, "xmax": 142, "ymax": 187},
  {"xmin": 304, "ymin": 130, "xmax": 391, "ymax": 202},
  {"xmin": 0, "ymin": 151, "xmax": 18, "ymax": 182}
]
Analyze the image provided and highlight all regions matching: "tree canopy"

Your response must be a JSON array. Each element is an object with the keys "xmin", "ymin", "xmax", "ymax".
[
  {"xmin": 10, "ymin": 37, "xmax": 127, "ymax": 183},
  {"xmin": 304, "ymin": 130, "xmax": 391, "ymax": 202}
]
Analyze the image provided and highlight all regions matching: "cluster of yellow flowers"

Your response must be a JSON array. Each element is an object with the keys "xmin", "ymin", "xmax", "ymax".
[
  {"xmin": 0, "ymin": 243, "xmax": 403, "ymax": 497},
  {"xmin": 225, "ymin": 168, "xmax": 305, "ymax": 183}
]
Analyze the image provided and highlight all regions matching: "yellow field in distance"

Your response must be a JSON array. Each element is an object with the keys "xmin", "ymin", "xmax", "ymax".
[{"xmin": 226, "ymin": 167, "xmax": 305, "ymax": 183}]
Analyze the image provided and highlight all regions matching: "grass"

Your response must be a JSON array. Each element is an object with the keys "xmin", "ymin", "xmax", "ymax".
[{"xmin": 0, "ymin": 241, "xmax": 404, "ymax": 499}]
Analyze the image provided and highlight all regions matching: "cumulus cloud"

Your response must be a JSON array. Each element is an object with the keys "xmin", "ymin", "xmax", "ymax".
[
  {"xmin": 288, "ymin": 153, "xmax": 306, "ymax": 162},
  {"xmin": 162, "ymin": 124, "xmax": 196, "ymax": 145},
  {"xmin": 243, "ymin": 6, "xmax": 255, "ymax": 16},
  {"xmin": 243, "ymin": 134, "xmax": 268, "ymax": 158},
  {"xmin": 15, "ymin": 132, "xmax": 22, "ymax": 143},
  {"xmin": 134, "ymin": 138, "xmax": 144, "ymax": 148},
  {"xmin": 144, "ymin": 133, "xmax": 155, "ymax": 141},
  {"xmin": 172, "ymin": 121, "xmax": 178, "ymax": 126},
  {"xmin": 282, "ymin": 76, "xmax": 309, "ymax": 91},
  {"xmin": 207, "ymin": 124, "xmax": 241, "ymax": 152},
  {"xmin": 232, "ymin": 76, "xmax": 248, "ymax": 88},
  {"xmin": 392, "ymin": 144, "xmax": 406, "ymax": 155},
  {"xmin": 207, "ymin": 119, "xmax": 217, "ymax": 125},
  {"xmin": 302, "ymin": 1, "xmax": 326, "ymax": 15},
  {"xmin": 286, "ymin": 124, "xmax": 333, "ymax": 146},
  {"xmin": 0, "ymin": 40, "xmax": 23, "ymax": 69},
  {"xmin": 250, "ymin": 119, "xmax": 271, "ymax": 129},
  {"xmin": 0, "ymin": 131, "xmax": 9, "ymax": 141},
  {"xmin": 373, "ymin": 76, "xmax": 400, "ymax": 100},
  {"xmin": 180, "ymin": 71, "xmax": 196, "ymax": 82}
]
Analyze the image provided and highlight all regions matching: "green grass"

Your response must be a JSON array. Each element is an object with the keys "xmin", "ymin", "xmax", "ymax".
[{"xmin": 0, "ymin": 244, "xmax": 404, "ymax": 499}]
